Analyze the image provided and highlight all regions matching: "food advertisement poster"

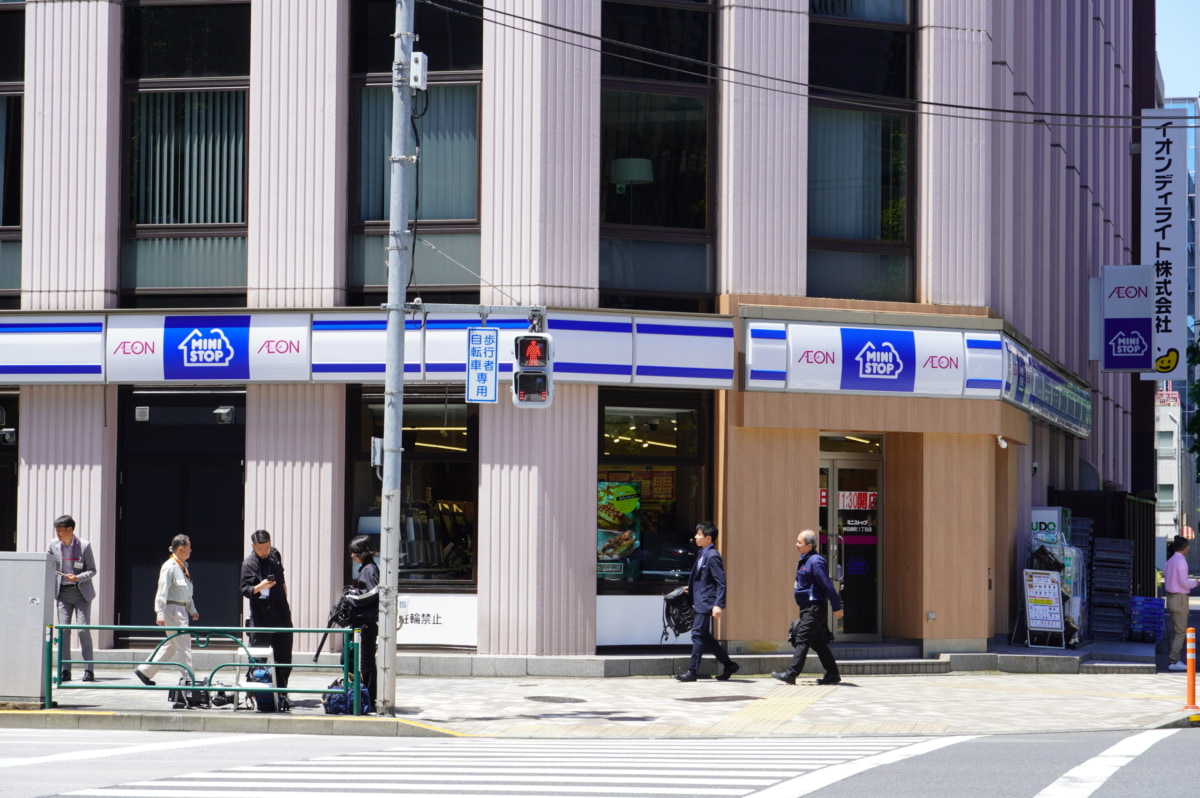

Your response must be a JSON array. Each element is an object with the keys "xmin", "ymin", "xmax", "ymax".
[{"xmin": 597, "ymin": 481, "xmax": 640, "ymax": 577}]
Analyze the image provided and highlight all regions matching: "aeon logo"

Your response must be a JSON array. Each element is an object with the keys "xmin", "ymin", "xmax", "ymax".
[
  {"xmin": 1108, "ymin": 330, "xmax": 1148, "ymax": 357},
  {"xmin": 854, "ymin": 341, "xmax": 904, "ymax": 379},
  {"xmin": 177, "ymin": 328, "xmax": 236, "ymax": 367}
]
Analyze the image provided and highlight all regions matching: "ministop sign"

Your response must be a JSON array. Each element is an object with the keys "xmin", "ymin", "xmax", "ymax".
[{"xmin": 1100, "ymin": 264, "xmax": 1153, "ymax": 372}]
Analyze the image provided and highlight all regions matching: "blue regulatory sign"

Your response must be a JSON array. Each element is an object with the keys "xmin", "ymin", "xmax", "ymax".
[{"xmin": 465, "ymin": 327, "xmax": 500, "ymax": 403}]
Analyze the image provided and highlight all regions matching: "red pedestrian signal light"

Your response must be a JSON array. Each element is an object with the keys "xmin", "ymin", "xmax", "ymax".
[{"xmin": 512, "ymin": 333, "xmax": 553, "ymax": 408}]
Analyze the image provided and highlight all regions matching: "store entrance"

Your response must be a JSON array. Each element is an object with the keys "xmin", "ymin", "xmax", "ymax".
[
  {"xmin": 819, "ymin": 436, "xmax": 883, "ymax": 642},
  {"xmin": 114, "ymin": 389, "xmax": 246, "ymax": 645}
]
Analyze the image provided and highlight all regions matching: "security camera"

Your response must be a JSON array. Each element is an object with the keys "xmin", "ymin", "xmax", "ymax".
[
  {"xmin": 996, "ymin": 435, "xmax": 1008, "ymax": 449},
  {"xmin": 213, "ymin": 406, "xmax": 235, "ymax": 425},
  {"xmin": 0, "ymin": 428, "xmax": 15, "ymax": 446}
]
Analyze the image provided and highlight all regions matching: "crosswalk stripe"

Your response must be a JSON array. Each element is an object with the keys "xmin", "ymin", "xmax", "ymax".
[{"xmin": 1033, "ymin": 729, "xmax": 1180, "ymax": 797}]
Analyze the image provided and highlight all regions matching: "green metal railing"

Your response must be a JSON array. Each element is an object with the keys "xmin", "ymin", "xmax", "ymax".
[{"xmin": 47, "ymin": 624, "xmax": 364, "ymax": 716}]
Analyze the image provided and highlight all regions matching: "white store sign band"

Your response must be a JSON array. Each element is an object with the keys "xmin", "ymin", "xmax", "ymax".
[{"xmin": 1141, "ymin": 108, "xmax": 1188, "ymax": 380}]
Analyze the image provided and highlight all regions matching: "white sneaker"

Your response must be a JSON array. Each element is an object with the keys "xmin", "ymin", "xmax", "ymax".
[{"xmin": 1169, "ymin": 661, "xmax": 1188, "ymax": 671}]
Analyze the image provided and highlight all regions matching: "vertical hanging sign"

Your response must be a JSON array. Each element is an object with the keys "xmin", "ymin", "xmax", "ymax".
[
  {"xmin": 465, "ymin": 327, "xmax": 499, "ymax": 403},
  {"xmin": 1100, "ymin": 265, "xmax": 1153, "ymax": 371},
  {"xmin": 1141, "ymin": 108, "xmax": 1188, "ymax": 381}
]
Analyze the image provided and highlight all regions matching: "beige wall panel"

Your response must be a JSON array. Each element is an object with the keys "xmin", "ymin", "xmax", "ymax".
[
  {"xmin": 22, "ymin": 1, "xmax": 121, "ymax": 309},
  {"xmin": 244, "ymin": 384, "xmax": 345, "ymax": 651},
  {"xmin": 993, "ymin": 441, "xmax": 1018, "ymax": 635},
  {"xmin": 477, "ymin": 384, "xmax": 597, "ymax": 655},
  {"xmin": 743, "ymin": 393, "xmax": 1025, "ymax": 439},
  {"xmin": 719, "ymin": 427, "xmax": 819, "ymax": 645},
  {"xmin": 717, "ymin": 1, "xmax": 807, "ymax": 296},
  {"xmin": 721, "ymin": 294, "xmax": 994, "ymax": 320},
  {"xmin": 16, "ymin": 385, "xmax": 118, "ymax": 646},
  {"xmin": 481, "ymin": 1, "xmax": 598, "ymax": 307},
  {"xmin": 920, "ymin": 433, "xmax": 994, "ymax": 648},
  {"xmin": 247, "ymin": 0, "xmax": 348, "ymax": 307},
  {"xmin": 882, "ymin": 433, "xmax": 924, "ymax": 639}
]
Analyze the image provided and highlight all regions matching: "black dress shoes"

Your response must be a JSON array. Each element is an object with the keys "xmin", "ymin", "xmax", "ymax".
[
  {"xmin": 716, "ymin": 661, "xmax": 741, "ymax": 681},
  {"xmin": 770, "ymin": 670, "xmax": 797, "ymax": 685},
  {"xmin": 134, "ymin": 669, "xmax": 156, "ymax": 686},
  {"xmin": 81, "ymin": 672, "xmax": 95, "ymax": 682},
  {"xmin": 60, "ymin": 672, "xmax": 71, "ymax": 682},
  {"xmin": 816, "ymin": 675, "xmax": 842, "ymax": 685},
  {"xmin": 675, "ymin": 670, "xmax": 699, "ymax": 682}
]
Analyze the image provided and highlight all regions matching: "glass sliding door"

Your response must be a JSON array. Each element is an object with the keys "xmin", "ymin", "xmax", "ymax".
[{"xmin": 819, "ymin": 448, "xmax": 882, "ymax": 641}]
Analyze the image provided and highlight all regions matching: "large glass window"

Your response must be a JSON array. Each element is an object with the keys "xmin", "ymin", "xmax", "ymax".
[
  {"xmin": 349, "ymin": 0, "xmax": 482, "ymax": 303},
  {"xmin": 122, "ymin": 2, "xmax": 251, "ymax": 307},
  {"xmin": 597, "ymin": 390, "xmax": 711, "ymax": 594},
  {"xmin": 807, "ymin": 2, "xmax": 914, "ymax": 302},
  {"xmin": 347, "ymin": 386, "xmax": 478, "ymax": 587},
  {"xmin": 0, "ymin": 5, "xmax": 22, "ymax": 308},
  {"xmin": 599, "ymin": 0, "xmax": 715, "ymax": 309}
]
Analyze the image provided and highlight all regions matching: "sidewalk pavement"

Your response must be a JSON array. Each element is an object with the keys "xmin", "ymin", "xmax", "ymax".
[{"xmin": 2, "ymin": 664, "xmax": 1198, "ymax": 739}]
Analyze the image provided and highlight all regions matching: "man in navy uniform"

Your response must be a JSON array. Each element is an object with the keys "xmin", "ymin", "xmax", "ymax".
[
  {"xmin": 773, "ymin": 528, "xmax": 844, "ymax": 685},
  {"xmin": 676, "ymin": 521, "xmax": 739, "ymax": 682}
]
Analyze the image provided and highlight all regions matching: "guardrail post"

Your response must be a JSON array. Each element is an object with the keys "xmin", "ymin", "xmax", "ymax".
[
  {"xmin": 43, "ymin": 625, "xmax": 53, "ymax": 709},
  {"xmin": 1183, "ymin": 627, "xmax": 1198, "ymax": 712}
]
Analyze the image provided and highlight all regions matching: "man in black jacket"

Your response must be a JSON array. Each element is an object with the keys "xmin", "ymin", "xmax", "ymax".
[
  {"xmin": 240, "ymin": 529, "xmax": 294, "ymax": 695},
  {"xmin": 676, "ymin": 521, "xmax": 739, "ymax": 682}
]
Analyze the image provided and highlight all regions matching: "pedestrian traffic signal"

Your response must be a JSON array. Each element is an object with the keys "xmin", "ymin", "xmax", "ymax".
[{"xmin": 512, "ymin": 333, "xmax": 553, "ymax": 408}]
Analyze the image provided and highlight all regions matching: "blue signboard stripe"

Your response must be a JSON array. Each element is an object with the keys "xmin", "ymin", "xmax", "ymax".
[
  {"xmin": 965, "ymin": 339, "xmax": 1002, "ymax": 350},
  {"xmin": 749, "ymin": 369, "xmax": 787, "ymax": 381},
  {"xmin": 0, "ymin": 323, "xmax": 104, "ymax": 334},
  {"xmin": 637, "ymin": 365, "xmax": 734, "ymax": 380},
  {"xmin": 548, "ymin": 319, "xmax": 634, "ymax": 334},
  {"xmin": 311, "ymin": 363, "xmax": 416, "ymax": 373},
  {"xmin": 425, "ymin": 319, "xmax": 526, "ymax": 330},
  {"xmin": 965, "ymin": 378, "xmax": 1003, "ymax": 389},
  {"xmin": 311, "ymin": 320, "xmax": 404, "ymax": 331},
  {"xmin": 0, "ymin": 364, "xmax": 103, "ymax": 374},
  {"xmin": 426, "ymin": 363, "xmax": 467, "ymax": 372},
  {"xmin": 750, "ymin": 328, "xmax": 786, "ymax": 340},
  {"xmin": 637, "ymin": 323, "xmax": 734, "ymax": 338},
  {"xmin": 555, "ymin": 362, "xmax": 633, "ymax": 375}
]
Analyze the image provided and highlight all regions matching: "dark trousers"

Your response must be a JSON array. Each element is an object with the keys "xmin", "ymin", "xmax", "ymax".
[
  {"xmin": 341, "ymin": 624, "xmax": 377, "ymax": 711},
  {"xmin": 249, "ymin": 630, "xmax": 293, "ymax": 687},
  {"xmin": 785, "ymin": 604, "xmax": 839, "ymax": 679},
  {"xmin": 688, "ymin": 610, "xmax": 733, "ymax": 673}
]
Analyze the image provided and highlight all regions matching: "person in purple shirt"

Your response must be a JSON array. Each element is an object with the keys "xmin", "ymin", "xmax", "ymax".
[
  {"xmin": 773, "ymin": 528, "xmax": 844, "ymax": 685},
  {"xmin": 1165, "ymin": 534, "xmax": 1197, "ymax": 672}
]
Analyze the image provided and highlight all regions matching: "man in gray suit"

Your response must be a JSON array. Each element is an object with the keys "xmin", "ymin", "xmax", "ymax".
[{"xmin": 48, "ymin": 515, "xmax": 97, "ymax": 682}]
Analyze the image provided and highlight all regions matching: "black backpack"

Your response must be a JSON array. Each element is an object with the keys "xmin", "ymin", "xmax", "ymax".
[
  {"xmin": 661, "ymin": 586, "xmax": 694, "ymax": 643},
  {"xmin": 168, "ymin": 676, "xmax": 210, "ymax": 709}
]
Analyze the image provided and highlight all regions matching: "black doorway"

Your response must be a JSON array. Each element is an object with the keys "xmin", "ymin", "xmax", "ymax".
[{"xmin": 116, "ymin": 389, "xmax": 246, "ymax": 646}]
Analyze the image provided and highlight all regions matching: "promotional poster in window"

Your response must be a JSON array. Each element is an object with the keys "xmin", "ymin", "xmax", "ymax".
[{"xmin": 597, "ymin": 481, "xmax": 641, "ymax": 578}]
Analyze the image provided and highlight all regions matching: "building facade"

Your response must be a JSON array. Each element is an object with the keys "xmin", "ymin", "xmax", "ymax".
[{"xmin": 0, "ymin": 0, "xmax": 1155, "ymax": 658}]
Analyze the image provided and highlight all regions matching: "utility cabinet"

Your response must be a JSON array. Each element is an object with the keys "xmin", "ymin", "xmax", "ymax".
[{"xmin": 0, "ymin": 553, "xmax": 56, "ymax": 702}]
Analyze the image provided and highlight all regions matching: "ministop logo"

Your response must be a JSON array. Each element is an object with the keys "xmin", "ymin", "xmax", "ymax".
[
  {"xmin": 178, "ymin": 327, "xmax": 236, "ymax": 367},
  {"xmin": 855, "ymin": 340, "xmax": 904, "ymax": 379},
  {"xmin": 1107, "ymin": 329, "xmax": 1148, "ymax": 357}
]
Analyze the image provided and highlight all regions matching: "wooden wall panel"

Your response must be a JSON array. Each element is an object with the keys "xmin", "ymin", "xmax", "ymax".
[
  {"xmin": 882, "ymin": 433, "xmax": 923, "ymax": 639},
  {"xmin": 719, "ymin": 427, "xmax": 819, "ymax": 645}
]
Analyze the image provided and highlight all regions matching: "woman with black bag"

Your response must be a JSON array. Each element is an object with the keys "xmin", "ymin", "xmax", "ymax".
[{"xmin": 343, "ymin": 535, "xmax": 380, "ymax": 711}]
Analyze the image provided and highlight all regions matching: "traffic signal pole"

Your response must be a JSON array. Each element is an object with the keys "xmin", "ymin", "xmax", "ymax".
[{"xmin": 378, "ymin": 0, "xmax": 417, "ymax": 717}]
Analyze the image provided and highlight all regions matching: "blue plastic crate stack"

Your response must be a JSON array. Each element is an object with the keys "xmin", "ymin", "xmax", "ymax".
[
  {"xmin": 1090, "ymin": 537, "xmax": 1134, "ymax": 641},
  {"xmin": 1129, "ymin": 595, "xmax": 1165, "ymax": 643}
]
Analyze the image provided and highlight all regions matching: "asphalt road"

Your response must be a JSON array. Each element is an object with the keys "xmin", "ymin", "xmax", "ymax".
[{"xmin": 4, "ymin": 727, "xmax": 1199, "ymax": 798}]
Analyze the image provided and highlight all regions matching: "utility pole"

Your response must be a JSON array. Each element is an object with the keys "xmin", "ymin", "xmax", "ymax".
[{"xmin": 377, "ymin": 0, "xmax": 416, "ymax": 717}]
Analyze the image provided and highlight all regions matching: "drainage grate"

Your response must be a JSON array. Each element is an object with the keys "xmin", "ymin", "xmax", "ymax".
[
  {"xmin": 525, "ymin": 695, "xmax": 586, "ymax": 704},
  {"xmin": 675, "ymin": 695, "xmax": 758, "ymax": 703}
]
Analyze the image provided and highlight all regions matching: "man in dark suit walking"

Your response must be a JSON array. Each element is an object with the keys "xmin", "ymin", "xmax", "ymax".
[{"xmin": 676, "ymin": 521, "xmax": 739, "ymax": 682}]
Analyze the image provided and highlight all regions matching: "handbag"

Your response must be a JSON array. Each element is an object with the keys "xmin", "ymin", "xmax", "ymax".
[{"xmin": 787, "ymin": 617, "xmax": 835, "ymax": 647}]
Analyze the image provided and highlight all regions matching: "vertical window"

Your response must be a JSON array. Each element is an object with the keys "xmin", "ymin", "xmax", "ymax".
[
  {"xmin": 122, "ymin": 2, "xmax": 251, "ymax": 308},
  {"xmin": 807, "ymin": 1, "xmax": 914, "ymax": 302},
  {"xmin": 597, "ymin": 390, "xmax": 711, "ymax": 594},
  {"xmin": 599, "ymin": 0, "xmax": 715, "ymax": 312},
  {"xmin": 349, "ymin": 0, "xmax": 482, "ymax": 306},
  {"xmin": 346, "ymin": 386, "xmax": 479, "ymax": 587},
  {"xmin": 0, "ymin": 4, "xmax": 22, "ymax": 309}
]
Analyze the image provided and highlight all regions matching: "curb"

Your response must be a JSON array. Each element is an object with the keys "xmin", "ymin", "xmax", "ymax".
[{"xmin": 0, "ymin": 709, "xmax": 460, "ymax": 737}]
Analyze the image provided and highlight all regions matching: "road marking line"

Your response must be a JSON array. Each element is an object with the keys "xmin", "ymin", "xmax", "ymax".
[
  {"xmin": 1034, "ymin": 729, "xmax": 1179, "ymax": 797},
  {"xmin": 0, "ymin": 734, "xmax": 286, "ymax": 769},
  {"xmin": 749, "ymin": 736, "xmax": 978, "ymax": 797}
]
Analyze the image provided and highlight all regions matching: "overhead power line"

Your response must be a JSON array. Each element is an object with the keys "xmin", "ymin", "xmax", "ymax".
[{"xmin": 421, "ymin": 0, "xmax": 1199, "ymax": 131}]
